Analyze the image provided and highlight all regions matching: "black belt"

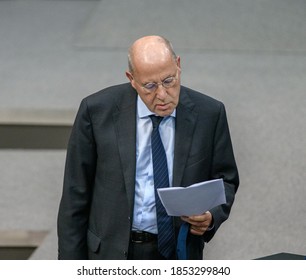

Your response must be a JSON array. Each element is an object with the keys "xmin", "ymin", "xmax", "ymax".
[{"xmin": 131, "ymin": 231, "xmax": 157, "ymax": 243}]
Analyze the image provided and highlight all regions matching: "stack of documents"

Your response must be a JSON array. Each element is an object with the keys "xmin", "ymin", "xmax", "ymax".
[{"xmin": 157, "ymin": 179, "xmax": 226, "ymax": 216}]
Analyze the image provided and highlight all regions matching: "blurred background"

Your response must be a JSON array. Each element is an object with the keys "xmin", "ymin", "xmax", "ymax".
[{"xmin": 0, "ymin": 0, "xmax": 305, "ymax": 260}]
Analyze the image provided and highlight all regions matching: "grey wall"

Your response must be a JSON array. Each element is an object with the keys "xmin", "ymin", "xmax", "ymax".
[{"xmin": 0, "ymin": 0, "xmax": 305, "ymax": 259}]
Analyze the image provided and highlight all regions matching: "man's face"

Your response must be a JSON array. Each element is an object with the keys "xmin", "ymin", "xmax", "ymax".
[{"xmin": 127, "ymin": 56, "xmax": 181, "ymax": 117}]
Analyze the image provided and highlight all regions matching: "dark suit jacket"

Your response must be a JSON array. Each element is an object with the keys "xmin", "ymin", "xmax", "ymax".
[{"xmin": 57, "ymin": 83, "xmax": 239, "ymax": 260}]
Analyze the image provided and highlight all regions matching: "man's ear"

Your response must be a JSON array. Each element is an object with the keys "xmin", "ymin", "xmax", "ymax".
[
  {"xmin": 176, "ymin": 56, "xmax": 181, "ymax": 70},
  {"xmin": 126, "ymin": 71, "xmax": 138, "ymax": 90},
  {"xmin": 125, "ymin": 71, "xmax": 134, "ymax": 83}
]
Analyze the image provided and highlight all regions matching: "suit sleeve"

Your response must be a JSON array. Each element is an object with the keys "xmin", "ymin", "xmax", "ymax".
[
  {"xmin": 57, "ymin": 98, "xmax": 97, "ymax": 259},
  {"xmin": 203, "ymin": 102, "xmax": 239, "ymax": 242}
]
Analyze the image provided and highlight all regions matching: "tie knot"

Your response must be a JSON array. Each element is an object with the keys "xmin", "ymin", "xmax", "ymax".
[{"xmin": 150, "ymin": 115, "xmax": 164, "ymax": 129}]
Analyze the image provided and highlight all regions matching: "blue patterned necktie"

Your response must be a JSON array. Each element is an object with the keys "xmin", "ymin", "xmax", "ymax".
[{"xmin": 150, "ymin": 115, "xmax": 176, "ymax": 259}]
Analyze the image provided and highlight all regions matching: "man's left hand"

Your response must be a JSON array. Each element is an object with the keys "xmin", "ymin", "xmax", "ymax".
[{"xmin": 181, "ymin": 211, "xmax": 213, "ymax": 236}]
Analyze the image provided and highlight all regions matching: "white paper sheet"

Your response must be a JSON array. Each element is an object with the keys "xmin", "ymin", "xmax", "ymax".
[{"xmin": 157, "ymin": 179, "xmax": 226, "ymax": 216}]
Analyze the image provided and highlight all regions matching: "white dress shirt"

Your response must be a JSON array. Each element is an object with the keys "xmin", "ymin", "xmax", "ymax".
[{"xmin": 132, "ymin": 96, "xmax": 176, "ymax": 234}]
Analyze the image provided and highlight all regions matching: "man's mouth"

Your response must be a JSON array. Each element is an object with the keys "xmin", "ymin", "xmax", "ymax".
[{"xmin": 156, "ymin": 103, "xmax": 169, "ymax": 110}]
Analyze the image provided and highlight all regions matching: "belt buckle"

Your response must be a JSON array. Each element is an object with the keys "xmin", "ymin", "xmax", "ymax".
[
  {"xmin": 131, "ymin": 231, "xmax": 145, "ymax": 244},
  {"xmin": 133, "ymin": 239, "xmax": 144, "ymax": 244}
]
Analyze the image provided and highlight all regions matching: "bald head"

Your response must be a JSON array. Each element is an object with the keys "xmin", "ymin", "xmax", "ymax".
[
  {"xmin": 128, "ymin": 36, "xmax": 177, "ymax": 73},
  {"xmin": 126, "ymin": 35, "xmax": 181, "ymax": 116}
]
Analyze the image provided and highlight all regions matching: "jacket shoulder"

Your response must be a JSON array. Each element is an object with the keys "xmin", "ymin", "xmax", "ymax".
[
  {"xmin": 180, "ymin": 86, "xmax": 224, "ymax": 114},
  {"xmin": 79, "ymin": 83, "xmax": 136, "ymax": 113},
  {"xmin": 84, "ymin": 83, "xmax": 133, "ymax": 104}
]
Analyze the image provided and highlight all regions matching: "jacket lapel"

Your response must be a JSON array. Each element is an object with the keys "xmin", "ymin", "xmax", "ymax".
[
  {"xmin": 173, "ymin": 87, "xmax": 197, "ymax": 187},
  {"xmin": 112, "ymin": 85, "xmax": 137, "ymax": 217}
]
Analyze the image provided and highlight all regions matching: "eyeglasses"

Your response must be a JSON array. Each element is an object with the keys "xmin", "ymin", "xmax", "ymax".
[{"xmin": 135, "ymin": 70, "xmax": 178, "ymax": 94}]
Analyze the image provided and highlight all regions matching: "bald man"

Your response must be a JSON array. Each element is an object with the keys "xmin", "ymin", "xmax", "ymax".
[{"xmin": 57, "ymin": 35, "xmax": 239, "ymax": 260}]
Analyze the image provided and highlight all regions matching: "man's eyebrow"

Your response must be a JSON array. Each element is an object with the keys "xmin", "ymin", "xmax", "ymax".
[{"xmin": 145, "ymin": 73, "xmax": 176, "ymax": 84}]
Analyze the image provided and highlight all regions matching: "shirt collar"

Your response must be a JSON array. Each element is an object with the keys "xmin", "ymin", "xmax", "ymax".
[{"xmin": 137, "ymin": 95, "xmax": 176, "ymax": 119}]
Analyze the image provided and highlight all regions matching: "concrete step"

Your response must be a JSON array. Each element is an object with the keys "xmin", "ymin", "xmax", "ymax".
[{"xmin": 0, "ymin": 109, "xmax": 74, "ymax": 149}]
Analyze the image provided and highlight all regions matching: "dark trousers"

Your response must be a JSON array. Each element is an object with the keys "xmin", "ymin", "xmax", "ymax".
[{"xmin": 127, "ymin": 240, "xmax": 176, "ymax": 260}]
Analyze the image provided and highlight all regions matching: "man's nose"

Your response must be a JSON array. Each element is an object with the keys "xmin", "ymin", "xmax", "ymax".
[{"xmin": 155, "ymin": 84, "xmax": 167, "ymax": 100}]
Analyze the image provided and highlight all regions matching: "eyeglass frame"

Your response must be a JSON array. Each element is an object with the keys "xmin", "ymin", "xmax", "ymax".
[{"xmin": 132, "ymin": 69, "xmax": 179, "ymax": 94}]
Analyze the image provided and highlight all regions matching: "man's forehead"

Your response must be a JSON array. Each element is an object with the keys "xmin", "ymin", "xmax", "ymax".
[{"xmin": 133, "ymin": 42, "xmax": 169, "ymax": 61}]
